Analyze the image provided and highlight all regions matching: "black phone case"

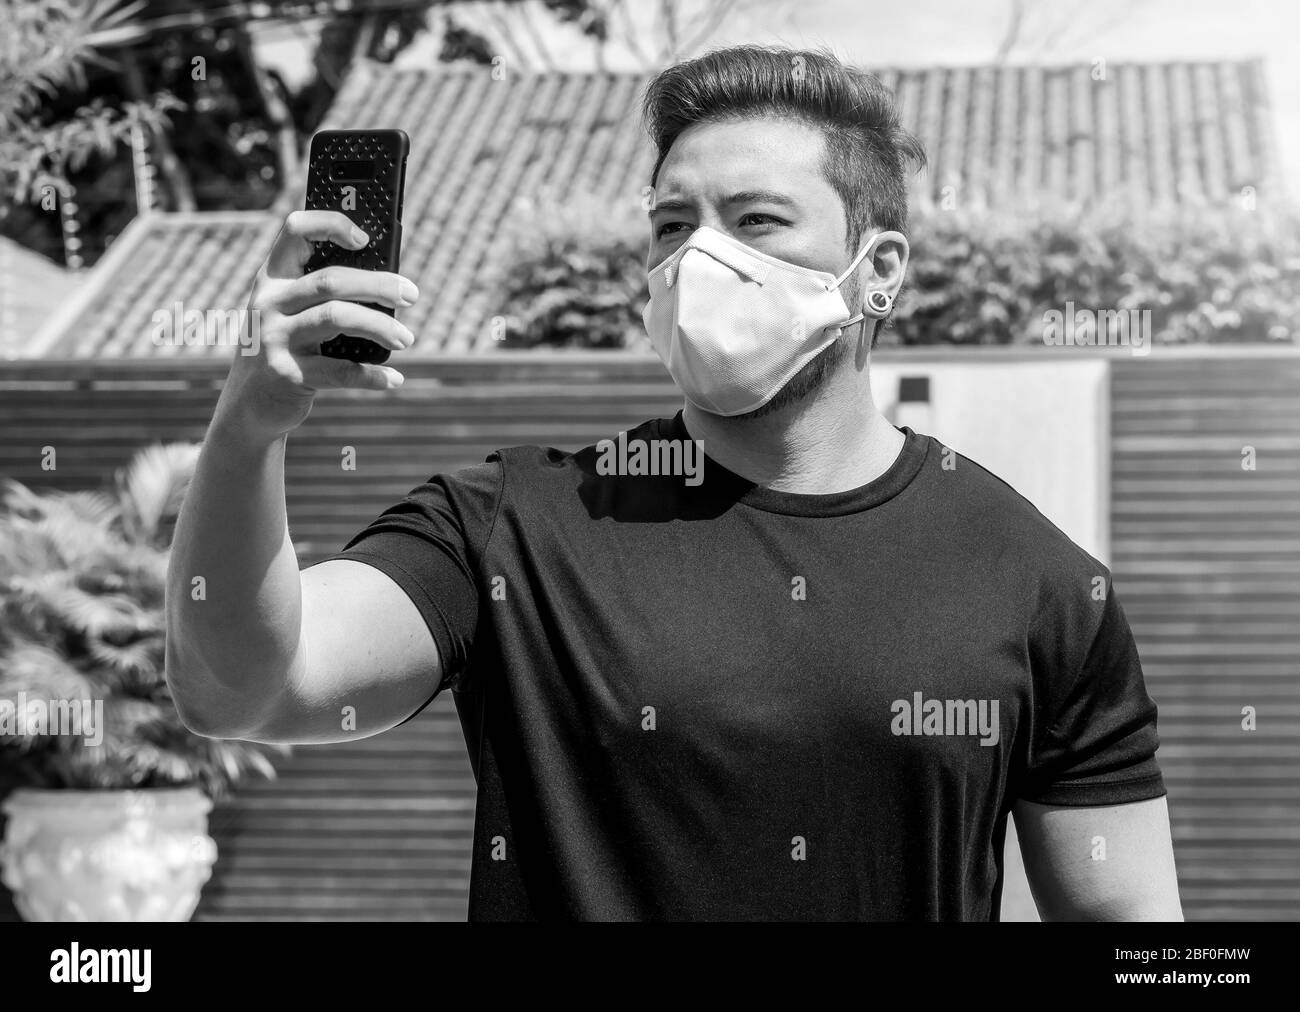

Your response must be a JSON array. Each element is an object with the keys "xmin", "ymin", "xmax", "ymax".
[{"xmin": 303, "ymin": 129, "xmax": 409, "ymax": 363}]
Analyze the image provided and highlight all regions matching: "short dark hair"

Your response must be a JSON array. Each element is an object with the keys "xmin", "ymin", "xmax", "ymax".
[{"xmin": 642, "ymin": 45, "xmax": 927, "ymax": 251}]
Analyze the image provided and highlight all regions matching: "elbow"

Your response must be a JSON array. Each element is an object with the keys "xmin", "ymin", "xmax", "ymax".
[
  {"xmin": 172, "ymin": 694, "xmax": 236, "ymax": 741},
  {"xmin": 165, "ymin": 644, "xmax": 260, "ymax": 741}
]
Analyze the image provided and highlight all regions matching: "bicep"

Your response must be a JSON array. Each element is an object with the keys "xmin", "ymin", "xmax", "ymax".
[
  {"xmin": 1013, "ymin": 796, "xmax": 1183, "ymax": 921},
  {"xmin": 247, "ymin": 559, "xmax": 443, "ymax": 744}
]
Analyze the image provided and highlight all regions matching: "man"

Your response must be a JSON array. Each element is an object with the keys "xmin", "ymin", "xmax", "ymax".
[{"xmin": 166, "ymin": 46, "xmax": 1182, "ymax": 921}]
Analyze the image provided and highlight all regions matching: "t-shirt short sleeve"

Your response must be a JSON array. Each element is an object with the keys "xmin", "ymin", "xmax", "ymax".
[
  {"xmin": 1020, "ymin": 581, "xmax": 1167, "ymax": 806},
  {"xmin": 318, "ymin": 456, "xmax": 504, "ymax": 700}
]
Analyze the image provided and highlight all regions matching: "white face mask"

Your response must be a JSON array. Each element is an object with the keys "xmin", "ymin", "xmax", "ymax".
[{"xmin": 641, "ymin": 225, "xmax": 903, "ymax": 417}]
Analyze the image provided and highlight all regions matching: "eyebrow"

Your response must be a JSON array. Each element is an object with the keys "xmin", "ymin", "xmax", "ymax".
[{"xmin": 648, "ymin": 190, "xmax": 799, "ymax": 216}]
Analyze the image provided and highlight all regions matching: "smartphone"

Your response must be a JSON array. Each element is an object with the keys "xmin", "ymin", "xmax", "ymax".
[{"xmin": 303, "ymin": 128, "xmax": 409, "ymax": 363}]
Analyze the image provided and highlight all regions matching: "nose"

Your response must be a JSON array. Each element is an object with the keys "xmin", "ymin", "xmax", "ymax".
[{"xmin": 695, "ymin": 208, "xmax": 726, "ymax": 233}]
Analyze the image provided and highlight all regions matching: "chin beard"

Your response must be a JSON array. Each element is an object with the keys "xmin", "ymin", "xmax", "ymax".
[{"xmin": 737, "ymin": 330, "xmax": 855, "ymax": 421}]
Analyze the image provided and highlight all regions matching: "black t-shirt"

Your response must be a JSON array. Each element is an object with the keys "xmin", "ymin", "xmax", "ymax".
[{"xmin": 324, "ymin": 413, "xmax": 1165, "ymax": 921}]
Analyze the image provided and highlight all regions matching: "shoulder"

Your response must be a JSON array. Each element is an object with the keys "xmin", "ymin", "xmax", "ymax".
[
  {"xmin": 929, "ymin": 436, "xmax": 1109, "ymax": 582},
  {"xmin": 489, "ymin": 415, "xmax": 670, "ymax": 488},
  {"xmin": 921, "ymin": 438, "xmax": 1114, "ymax": 652}
]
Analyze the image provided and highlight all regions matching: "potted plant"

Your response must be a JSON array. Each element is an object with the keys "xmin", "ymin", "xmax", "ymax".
[{"xmin": 0, "ymin": 442, "xmax": 287, "ymax": 921}]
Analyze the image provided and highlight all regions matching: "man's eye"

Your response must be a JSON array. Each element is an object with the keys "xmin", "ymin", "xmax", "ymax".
[
  {"xmin": 655, "ymin": 221, "xmax": 689, "ymax": 239},
  {"xmin": 739, "ymin": 213, "xmax": 781, "ymax": 228}
]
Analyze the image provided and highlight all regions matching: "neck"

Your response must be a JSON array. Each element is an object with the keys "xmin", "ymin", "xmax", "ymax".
[{"xmin": 682, "ymin": 334, "xmax": 905, "ymax": 494}]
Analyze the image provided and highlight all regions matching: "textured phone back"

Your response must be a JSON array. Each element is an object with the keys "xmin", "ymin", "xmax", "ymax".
[{"xmin": 304, "ymin": 129, "xmax": 408, "ymax": 363}]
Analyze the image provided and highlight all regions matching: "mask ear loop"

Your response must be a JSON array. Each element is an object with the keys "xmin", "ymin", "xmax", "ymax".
[
  {"xmin": 832, "ymin": 230, "xmax": 904, "ymax": 332},
  {"xmin": 832, "ymin": 230, "xmax": 906, "ymax": 331}
]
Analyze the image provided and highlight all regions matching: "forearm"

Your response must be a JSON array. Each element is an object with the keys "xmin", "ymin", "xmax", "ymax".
[{"xmin": 165, "ymin": 392, "xmax": 306, "ymax": 736}]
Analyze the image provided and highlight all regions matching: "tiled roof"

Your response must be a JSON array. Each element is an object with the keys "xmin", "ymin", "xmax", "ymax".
[
  {"xmin": 0, "ymin": 237, "xmax": 81, "ymax": 360},
  {"xmin": 33, "ymin": 59, "xmax": 1279, "ymax": 359},
  {"xmin": 32, "ymin": 213, "xmax": 282, "ymax": 359}
]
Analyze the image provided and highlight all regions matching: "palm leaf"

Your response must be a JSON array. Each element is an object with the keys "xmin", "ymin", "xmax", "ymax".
[
  {"xmin": 117, "ymin": 442, "xmax": 201, "ymax": 545},
  {"xmin": 0, "ymin": 0, "xmax": 149, "ymax": 128}
]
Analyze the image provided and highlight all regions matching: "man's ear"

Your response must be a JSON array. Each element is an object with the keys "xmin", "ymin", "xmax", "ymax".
[{"xmin": 860, "ymin": 231, "xmax": 910, "ymax": 310}]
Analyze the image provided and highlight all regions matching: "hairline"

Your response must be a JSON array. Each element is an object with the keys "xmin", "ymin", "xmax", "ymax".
[{"xmin": 648, "ymin": 110, "xmax": 872, "ymax": 252}]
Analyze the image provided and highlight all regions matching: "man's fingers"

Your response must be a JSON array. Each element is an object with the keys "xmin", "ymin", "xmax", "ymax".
[
  {"xmin": 266, "ymin": 210, "xmax": 368, "ymax": 279},
  {"xmin": 283, "ymin": 300, "xmax": 415, "ymax": 353},
  {"xmin": 277, "ymin": 267, "xmax": 419, "ymax": 315},
  {"xmin": 300, "ymin": 355, "xmax": 405, "ymax": 392}
]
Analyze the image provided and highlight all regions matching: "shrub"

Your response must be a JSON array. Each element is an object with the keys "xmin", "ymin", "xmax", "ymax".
[
  {"xmin": 0, "ymin": 443, "xmax": 287, "ymax": 800},
  {"xmin": 889, "ymin": 202, "xmax": 1300, "ymax": 346},
  {"xmin": 493, "ymin": 195, "xmax": 1300, "ymax": 349},
  {"xmin": 495, "ymin": 187, "xmax": 650, "ymax": 350}
]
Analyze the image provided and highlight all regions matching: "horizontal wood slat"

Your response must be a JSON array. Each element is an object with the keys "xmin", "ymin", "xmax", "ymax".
[{"xmin": 1110, "ymin": 356, "xmax": 1300, "ymax": 922}]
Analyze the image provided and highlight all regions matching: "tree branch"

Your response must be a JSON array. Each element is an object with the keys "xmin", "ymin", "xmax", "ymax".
[{"xmin": 230, "ymin": 26, "xmax": 300, "ymax": 188}]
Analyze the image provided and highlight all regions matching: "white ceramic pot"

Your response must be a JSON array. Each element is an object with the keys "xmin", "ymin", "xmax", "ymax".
[{"xmin": 0, "ymin": 787, "xmax": 218, "ymax": 921}]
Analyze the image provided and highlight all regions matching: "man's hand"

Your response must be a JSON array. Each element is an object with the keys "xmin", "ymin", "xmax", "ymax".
[{"xmin": 220, "ymin": 209, "xmax": 419, "ymax": 441}]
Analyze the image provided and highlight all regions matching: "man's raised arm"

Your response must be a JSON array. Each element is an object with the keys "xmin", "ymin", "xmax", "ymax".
[{"xmin": 165, "ymin": 210, "xmax": 438, "ymax": 746}]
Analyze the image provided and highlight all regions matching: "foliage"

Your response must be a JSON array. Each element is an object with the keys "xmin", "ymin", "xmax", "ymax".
[
  {"xmin": 0, "ymin": 1, "xmax": 601, "ymax": 267},
  {"xmin": 0, "ymin": 0, "xmax": 148, "ymax": 130},
  {"xmin": 495, "ymin": 198, "xmax": 1300, "ymax": 348},
  {"xmin": 890, "ymin": 201, "xmax": 1300, "ymax": 346},
  {"xmin": 0, "ymin": 0, "xmax": 415, "ymax": 264},
  {"xmin": 496, "ymin": 188, "xmax": 650, "ymax": 350},
  {"xmin": 0, "ymin": 0, "xmax": 170, "ymax": 259},
  {"xmin": 0, "ymin": 442, "xmax": 288, "ymax": 799}
]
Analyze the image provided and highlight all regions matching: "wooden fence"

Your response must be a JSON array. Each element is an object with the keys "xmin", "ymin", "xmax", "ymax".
[{"xmin": 1109, "ymin": 353, "xmax": 1300, "ymax": 920}]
